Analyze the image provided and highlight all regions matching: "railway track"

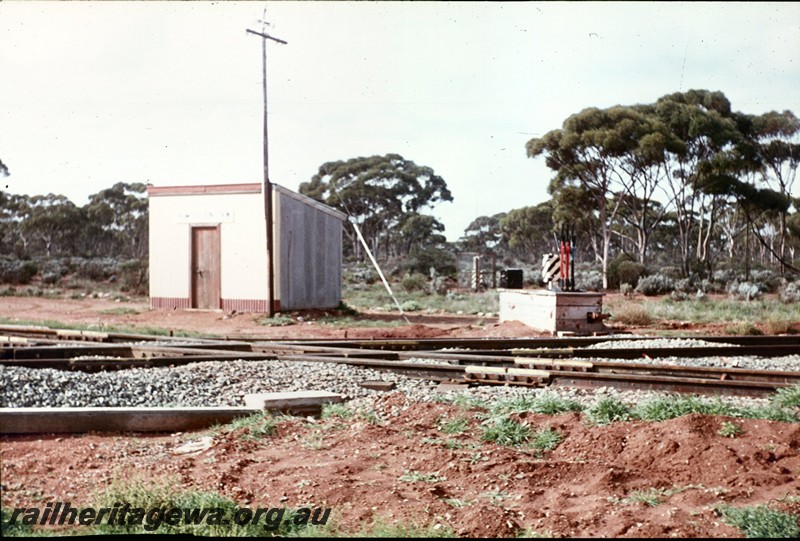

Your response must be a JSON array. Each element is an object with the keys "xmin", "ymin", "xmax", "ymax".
[{"xmin": 2, "ymin": 326, "xmax": 799, "ymax": 397}]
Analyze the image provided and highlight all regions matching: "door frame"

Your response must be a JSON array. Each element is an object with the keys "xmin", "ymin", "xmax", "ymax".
[{"xmin": 189, "ymin": 225, "xmax": 221, "ymax": 310}]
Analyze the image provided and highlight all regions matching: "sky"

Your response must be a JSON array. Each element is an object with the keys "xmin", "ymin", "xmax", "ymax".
[{"xmin": 1, "ymin": 1, "xmax": 799, "ymax": 241}]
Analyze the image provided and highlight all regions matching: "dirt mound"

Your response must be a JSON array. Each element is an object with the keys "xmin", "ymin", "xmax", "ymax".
[{"xmin": 2, "ymin": 396, "xmax": 798, "ymax": 537}]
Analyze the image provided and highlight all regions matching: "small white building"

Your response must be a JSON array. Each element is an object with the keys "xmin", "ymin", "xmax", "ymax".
[{"xmin": 147, "ymin": 183, "xmax": 346, "ymax": 313}]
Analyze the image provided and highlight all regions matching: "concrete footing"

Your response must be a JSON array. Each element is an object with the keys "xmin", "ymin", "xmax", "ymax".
[{"xmin": 1, "ymin": 391, "xmax": 344, "ymax": 434}]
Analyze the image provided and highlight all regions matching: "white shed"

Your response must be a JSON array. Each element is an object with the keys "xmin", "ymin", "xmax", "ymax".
[{"xmin": 147, "ymin": 183, "xmax": 346, "ymax": 313}]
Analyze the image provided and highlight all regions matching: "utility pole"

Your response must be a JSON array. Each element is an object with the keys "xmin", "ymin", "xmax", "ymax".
[{"xmin": 246, "ymin": 17, "xmax": 286, "ymax": 318}]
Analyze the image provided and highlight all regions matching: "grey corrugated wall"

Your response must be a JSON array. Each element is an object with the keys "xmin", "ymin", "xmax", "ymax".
[{"xmin": 276, "ymin": 190, "xmax": 343, "ymax": 310}]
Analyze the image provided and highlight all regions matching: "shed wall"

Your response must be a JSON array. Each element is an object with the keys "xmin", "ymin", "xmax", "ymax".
[
  {"xmin": 148, "ymin": 192, "xmax": 268, "ymax": 309},
  {"xmin": 275, "ymin": 189, "xmax": 343, "ymax": 310}
]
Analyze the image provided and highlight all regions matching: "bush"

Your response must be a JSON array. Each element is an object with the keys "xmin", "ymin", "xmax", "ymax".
[
  {"xmin": 780, "ymin": 281, "xmax": 800, "ymax": 304},
  {"xmin": 607, "ymin": 254, "xmax": 637, "ymax": 290},
  {"xmin": 575, "ymin": 269, "xmax": 603, "ymax": 291},
  {"xmin": 750, "ymin": 269, "xmax": 783, "ymax": 293},
  {"xmin": 120, "ymin": 259, "xmax": 149, "ymax": 296},
  {"xmin": 74, "ymin": 257, "xmax": 120, "ymax": 281},
  {"xmin": 0, "ymin": 258, "xmax": 39, "ymax": 285},
  {"xmin": 728, "ymin": 281, "xmax": 761, "ymax": 301},
  {"xmin": 401, "ymin": 273, "xmax": 428, "ymax": 293},
  {"xmin": 617, "ymin": 260, "xmax": 645, "ymax": 289},
  {"xmin": 634, "ymin": 274, "xmax": 675, "ymax": 296}
]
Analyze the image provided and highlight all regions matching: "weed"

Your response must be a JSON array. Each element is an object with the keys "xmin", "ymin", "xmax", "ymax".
[
  {"xmin": 463, "ymin": 451, "xmax": 489, "ymax": 464},
  {"xmin": 718, "ymin": 421, "xmax": 743, "ymax": 438},
  {"xmin": 321, "ymin": 402, "xmax": 353, "ymax": 420},
  {"xmin": 718, "ymin": 503, "xmax": 800, "ymax": 538},
  {"xmin": 226, "ymin": 411, "xmax": 277, "ymax": 440},
  {"xmin": 611, "ymin": 303, "xmax": 653, "ymax": 326},
  {"xmin": 479, "ymin": 490, "xmax": 509, "ymax": 506},
  {"xmin": 399, "ymin": 470, "xmax": 447, "ymax": 483},
  {"xmin": 586, "ymin": 397, "xmax": 632, "ymax": 425},
  {"xmin": 481, "ymin": 416, "xmax": 531, "ymax": 447},
  {"xmin": 488, "ymin": 393, "xmax": 583, "ymax": 416},
  {"xmin": 438, "ymin": 416, "xmax": 469, "ymax": 435},
  {"xmin": 433, "ymin": 393, "xmax": 487, "ymax": 410},
  {"xmin": 772, "ymin": 384, "xmax": 800, "ymax": 409},
  {"xmin": 725, "ymin": 322, "xmax": 763, "ymax": 336},
  {"xmin": 442, "ymin": 498, "xmax": 472, "ymax": 508},
  {"xmin": 99, "ymin": 307, "xmax": 140, "ymax": 316},
  {"xmin": 531, "ymin": 425, "xmax": 562, "ymax": 452}
]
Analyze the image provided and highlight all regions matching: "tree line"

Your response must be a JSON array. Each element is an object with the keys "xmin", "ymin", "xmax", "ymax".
[{"xmin": 1, "ymin": 88, "xmax": 797, "ymax": 290}]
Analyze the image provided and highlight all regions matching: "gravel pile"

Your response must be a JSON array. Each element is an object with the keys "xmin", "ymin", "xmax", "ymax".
[{"xmin": 0, "ymin": 361, "xmax": 438, "ymax": 408}]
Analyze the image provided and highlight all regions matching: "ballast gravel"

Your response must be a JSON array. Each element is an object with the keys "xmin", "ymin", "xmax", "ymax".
[{"xmin": 2, "ymin": 335, "xmax": 795, "ymax": 412}]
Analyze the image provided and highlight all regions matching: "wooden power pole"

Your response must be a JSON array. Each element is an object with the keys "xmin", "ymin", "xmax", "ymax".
[{"xmin": 246, "ymin": 19, "xmax": 286, "ymax": 318}]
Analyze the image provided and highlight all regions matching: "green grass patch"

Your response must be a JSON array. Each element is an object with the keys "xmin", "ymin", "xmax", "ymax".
[
  {"xmin": 718, "ymin": 503, "xmax": 800, "ymax": 538},
  {"xmin": 0, "ymin": 317, "xmax": 213, "ymax": 339},
  {"xmin": 606, "ymin": 296, "xmax": 799, "ymax": 328},
  {"xmin": 225, "ymin": 411, "xmax": 278, "ymax": 441},
  {"xmin": 321, "ymin": 402, "xmax": 354, "ymax": 420},
  {"xmin": 481, "ymin": 416, "xmax": 531, "ymax": 447},
  {"xmin": 98, "ymin": 307, "xmax": 140, "ymax": 316},
  {"xmin": 718, "ymin": 421, "xmax": 743, "ymax": 438},
  {"xmin": 437, "ymin": 416, "xmax": 470, "ymax": 435},
  {"xmin": 258, "ymin": 315, "xmax": 295, "ymax": 327},
  {"xmin": 586, "ymin": 397, "xmax": 632, "ymax": 425},
  {"xmin": 772, "ymin": 384, "xmax": 800, "ymax": 409},
  {"xmin": 399, "ymin": 470, "xmax": 447, "ymax": 483},
  {"xmin": 530, "ymin": 425, "xmax": 562, "ymax": 452},
  {"xmin": 349, "ymin": 516, "xmax": 456, "ymax": 538}
]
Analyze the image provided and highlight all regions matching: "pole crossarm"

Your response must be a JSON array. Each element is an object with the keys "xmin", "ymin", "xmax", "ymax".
[{"xmin": 246, "ymin": 28, "xmax": 288, "ymax": 45}]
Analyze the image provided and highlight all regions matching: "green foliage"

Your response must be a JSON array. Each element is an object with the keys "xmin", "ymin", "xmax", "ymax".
[
  {"xmin": 399, "ymin": 470, "xmax": 447, "ymax": 483},
  {"xmin": 634, "ymin": 274, "xmax": 675, "ymax": 296},
  {"xmin": 718, "ymin": 503, "xmax": 800, "ymax": 538},
  {"xmin": 586, "ymin": 397, "xmax": 632, "ymax": 425},
  {"xmin": 772, "ymin": 384, "xmax": 800, "ymax": 409},
  {"xmin": 0, "ymin": 257, "xmax": 38, "ymax": 285},
  {"xmin": 718, "ymin": 421, "xmax": 743, "ymax": 438},
  {"xmin": 352, "ymin": 516, "xmax": 456, "ymax": 538},
  {"xmin": 321, "ymin": 403, "xmax": 354, "ymax": 420},
  {"xmin": 225, "ymin": 411, "xmax": 278, "ymax": 441},
  {"xmin": 488, "ymin": 393, "xmax": 583, "ymax": 416},
  {"xmin": 480, "ymin": 416, "xmax": 531, "ymax": 447},
  {"xmin": 401, "ymin": 273, "xmax": 428, "ymax": 293},
  {"xmin": 531, "ymin": 425, "xmax": 562, "ymax": 451},
  {"xmin": 438, "ymin": 416, "xmax": 470, "ymax": 435},
  {"xmin": 780, "ymin": 281, "xmax": 800, "ymax": 303},
  {"xmin": 299, "ymin": 154, "xmax": 452, "ymax": 262}
]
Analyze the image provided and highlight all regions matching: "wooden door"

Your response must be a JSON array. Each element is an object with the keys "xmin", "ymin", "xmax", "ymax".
[{"xmin": 191, "ymin": 226, "xmax": 221, "ymax": 309}]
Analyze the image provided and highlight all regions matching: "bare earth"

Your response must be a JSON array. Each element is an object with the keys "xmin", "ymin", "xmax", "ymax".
[{"xmin": 1, "ymin": 295, "xmax": 799, "ymax": 537}]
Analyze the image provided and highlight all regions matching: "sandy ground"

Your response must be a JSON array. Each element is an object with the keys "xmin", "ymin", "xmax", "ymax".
[{"xmin": 1, "ymin": 295, "xmax": 799, "ymax": 537}]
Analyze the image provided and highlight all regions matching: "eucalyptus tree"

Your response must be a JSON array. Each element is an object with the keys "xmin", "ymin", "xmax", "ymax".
[
  {"xmin": 527, "ymin": 106, "xmax": 664, "ymax": 287},
  {"xmin": 84, "ymin": 182, "xmax": 148, "ymax": 259},
  {"xmin": 299, "ymin": 154, "xmax": 453, "ymax": 261},
  {"xmin": 751, "ymin": 110, "xmax": 800, "ymax": 271},
  {"xmin": 19, "ymin": 194, "xmax": 86, "ymax": 256},
  {"xmin": 651, "ymin": 90, "xmax": 743, "ymax": 276},
  {"xmin": 458, "ymin": 212, "xmax": 508, "ymax": 255},
  {"xmin": 498, "ymin": 202, "xmax": 557, "ymax": 262}
]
